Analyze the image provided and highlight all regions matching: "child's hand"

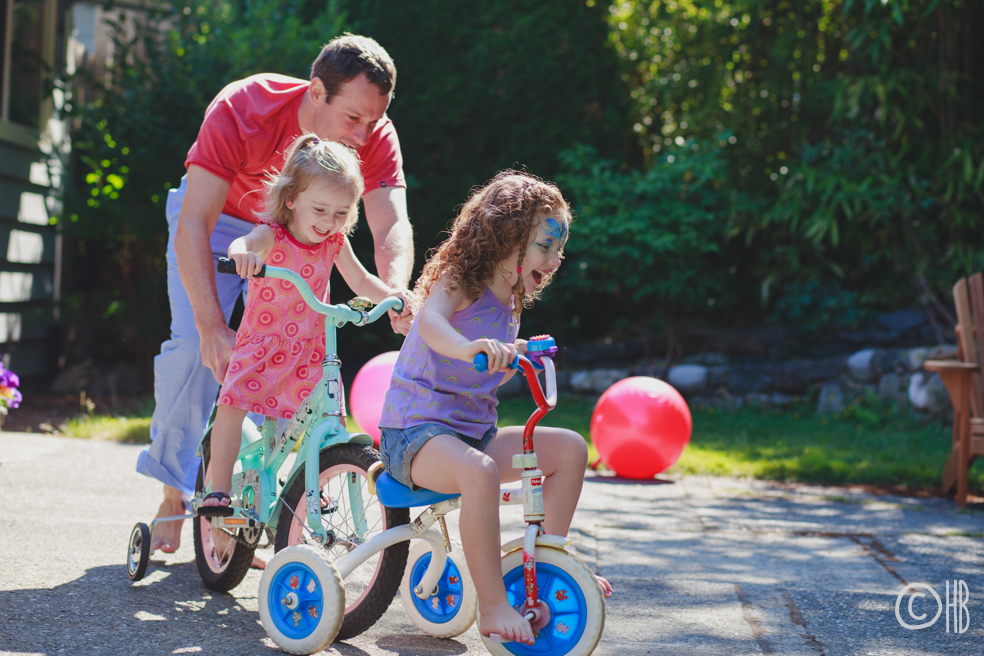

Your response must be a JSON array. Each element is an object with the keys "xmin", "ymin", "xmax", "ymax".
[
  {"xmin": 230, "ymin": 251, "xmax": 264, "ymax": 278},
  {"xmin": 515, "ymin": 338, "xmax": 528, "ymax": 356},
  {"xmin": 470, "ymin": 339, "xmax": 518, "ymax": 372},
  {"xmin": 388, "ymin": 289, "xmax": 415, "ymax": 336}
]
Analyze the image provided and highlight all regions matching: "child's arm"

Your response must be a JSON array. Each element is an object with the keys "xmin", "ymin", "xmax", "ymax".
[
  {"xmin": 227, "ymin": 224, "xmax": 275, "ymax": 278},
  {"xmin": 334, "ymin": 237, "xmax": 413, "ymax": 312},
  {"xmin": 417, "ymin": 274, "xmax": 518, "ymax": 373}
]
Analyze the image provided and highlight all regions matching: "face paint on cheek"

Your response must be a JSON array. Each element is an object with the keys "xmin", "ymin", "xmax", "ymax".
[{"xmin": 544, "ymin": 217, "xmax": 569, "ymax": 245}]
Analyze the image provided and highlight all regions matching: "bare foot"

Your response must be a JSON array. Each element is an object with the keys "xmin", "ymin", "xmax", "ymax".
[
  {"xmin": 597, "ymin": 575, "xmax": 613, "ymax": 598},
  {"xmin": 479, "ymin": 601, "xmax": 535, "ymax": 645},
  {"xmin": 251, "ymin": 551, "xmax": 269, "ymax": 570},
  {"xmin": 150, "ymin": 486, "xmax": 187, "ymax": 553}
]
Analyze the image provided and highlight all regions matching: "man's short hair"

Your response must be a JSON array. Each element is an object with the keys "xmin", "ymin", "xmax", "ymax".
[{"xmin": 311, "ymin": 34, "xmax": 396, "ymax": 103}]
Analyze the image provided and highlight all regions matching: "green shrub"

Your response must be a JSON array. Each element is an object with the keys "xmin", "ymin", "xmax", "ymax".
[{"xmin": 62, "ymin": 0, "xmax": 351, "ymax": 375}]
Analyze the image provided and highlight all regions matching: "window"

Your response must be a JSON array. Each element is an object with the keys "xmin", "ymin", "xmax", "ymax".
[{"xmin": 1, "ymin": 0, "xmax": 48, "ymax": 129}]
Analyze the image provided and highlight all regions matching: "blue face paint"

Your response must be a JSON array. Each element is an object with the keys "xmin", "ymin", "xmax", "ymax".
[{"xmin": 544, "ymin": 217, "xmax": 568, "ymax": 247}]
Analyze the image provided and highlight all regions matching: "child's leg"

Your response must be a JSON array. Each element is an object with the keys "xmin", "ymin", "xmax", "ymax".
[
  {"xmin": 485, "ymin": 426, "xmax": 611, "ymax": 597},
  {"xmin": 409, "ymin": 434, "xmax": 535, "ymax": 645},
  {"xmin": 202, "ymin": 404, "xmax": 247, "ymax": 506}
]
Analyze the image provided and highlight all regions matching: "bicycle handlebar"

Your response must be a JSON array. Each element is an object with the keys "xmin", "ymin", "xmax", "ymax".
[
  {"xmin": 216, "ymin": 257, "xmax": 403, "ymax": 325},
  {"xmin": 473, "ymin": 351, "xmax": 558, "ymax": 409}
]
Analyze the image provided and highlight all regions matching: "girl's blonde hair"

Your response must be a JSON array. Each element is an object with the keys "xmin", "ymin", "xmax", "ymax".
[
  {"xmin": 415, "ymin": 170, "xmax": 571, "ymax": 321},
  {"xmin": 257, "ymin": 134, "xmax": 364, "ymax": 235}
]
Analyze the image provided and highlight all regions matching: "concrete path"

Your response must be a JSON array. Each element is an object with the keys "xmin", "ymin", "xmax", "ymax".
[{"xmin": 1, "ymin": 432, "xmax": 982, "ymax": 655}]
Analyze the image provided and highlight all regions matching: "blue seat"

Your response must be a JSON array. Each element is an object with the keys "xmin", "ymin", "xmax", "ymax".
[{"xmin": 375, "ymin": 471, "xmax": 460, "ymax": 508}]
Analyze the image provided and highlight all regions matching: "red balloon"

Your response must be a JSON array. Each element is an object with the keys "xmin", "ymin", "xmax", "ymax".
[{"xmin": 590, "ymin": 377, "xmax": 692, "ymax": 479}]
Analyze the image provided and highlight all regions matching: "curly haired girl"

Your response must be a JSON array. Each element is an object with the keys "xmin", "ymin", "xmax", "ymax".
[{"xmin": 379, "ymin": 170, "xmax": 611, "ymax": 645}]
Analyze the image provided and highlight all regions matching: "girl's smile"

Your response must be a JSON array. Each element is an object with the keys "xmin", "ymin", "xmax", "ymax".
[{"xmin": 289, "ymin": 182, "xmax": 357, "ymax": 246}]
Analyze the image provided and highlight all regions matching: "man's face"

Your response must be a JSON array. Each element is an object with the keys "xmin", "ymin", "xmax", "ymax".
[{"xmin": 310, "ymin": 73, "xmax": 391, "ymax": 150}]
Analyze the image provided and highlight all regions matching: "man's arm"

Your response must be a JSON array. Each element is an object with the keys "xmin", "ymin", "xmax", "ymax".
[
  {"xmin": 173, "ymin": 165, "xmax": 236, "ymax": 383},
  {"xmin": 362, "ymin": 185, "xmax": 414, "ymax": 334}
]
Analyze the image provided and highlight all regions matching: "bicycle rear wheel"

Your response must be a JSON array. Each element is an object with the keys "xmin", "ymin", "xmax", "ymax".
[{"xmin": 276, "ymin": 443, "xmax": 409, "ymax": 641}]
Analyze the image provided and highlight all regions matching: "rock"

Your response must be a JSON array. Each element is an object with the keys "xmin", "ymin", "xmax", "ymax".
[
  {"xmin": 817, "ymin": 380, "xmax": 846, "ymax": 414},
  {"xmin": 564, "ymin": 340, "xmax": 645, "ymax": 367},
  {"xmin": 847, "ymin": 349, "xmax": 880, "ymax": 382},
  {"xmin": 726, "ymin": 364, "xmax": 773, "ymax": 395},
  {"xmin": 878, "ymin": 308, "xmax": 925, "ymax": 331},
  {"xmin": 908, "ymin": 372, "xmax": 950, "ymax": 413},
  {"xmin": 772, "ymin": 357, "xmax": 846, "ymax": 393},
  {"xmin": 684, "ymin": 352, "xmax": 729, "ymax": 366},
  {"xmin": 49, "ymin": 359, "xmax": 98, "ymax": 395},
  {"xmin": 89, "ymin": 364, "xmax": 143, "ymax": 398},
  {"xmin": 706, "ymin": 365, "xmax": 729, "ymax": 389},
  {"xmin": 904, "ymin": 347, "xmax": 931, "ymax": 372},
  {"xmin": 876, "ymin": 372, "xmax": 907, "ymax": 405},
  {"xmin": 570, "ymin": 368, "xmax": 630, "ymax": 394},
  {"xmin": 667, "ymin": 364, "xmax": 707, "ymax": 394}
]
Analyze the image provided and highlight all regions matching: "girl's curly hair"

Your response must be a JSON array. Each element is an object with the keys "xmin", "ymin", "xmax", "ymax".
[
  {"xmin": 255, "ymin": 134, "xmax": 364, "ymax": 236},
  {"xmin": 414, "ymin": 170, "xmax": 571, "ymax": 321}
]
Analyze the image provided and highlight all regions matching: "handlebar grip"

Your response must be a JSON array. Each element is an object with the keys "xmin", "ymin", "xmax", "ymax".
[
  {"xmin": 217, "ymin": 257, "xmax": 265, "ymax": 278},
  {"xmin": 473, "ymin": 352, "xmax": 520, "ymax": 373}
]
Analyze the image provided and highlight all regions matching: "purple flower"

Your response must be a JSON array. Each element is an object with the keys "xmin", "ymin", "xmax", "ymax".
[{"xmin": 0, "ymin": 370, "xmax": 20, "ymax": 389}]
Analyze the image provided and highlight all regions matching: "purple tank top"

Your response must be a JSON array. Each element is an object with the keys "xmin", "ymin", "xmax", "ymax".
[{"xmin": 379, "ymin": 286, "xmax": 520, "ymax": 440}]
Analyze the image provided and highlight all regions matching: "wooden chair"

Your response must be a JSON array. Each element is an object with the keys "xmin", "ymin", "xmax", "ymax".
[{"xmin": 924, "ymin": 273, "xmax": 984, "ymax": 507}]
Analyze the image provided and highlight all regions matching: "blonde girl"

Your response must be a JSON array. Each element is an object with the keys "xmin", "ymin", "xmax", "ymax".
[{"xmin": 203, "ymin": 135, "xmax": 410, "ymax": 507}]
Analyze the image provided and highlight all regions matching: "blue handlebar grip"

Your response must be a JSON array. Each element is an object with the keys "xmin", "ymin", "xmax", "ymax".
[{"xmin": 473, "ymin": 352, "xmax": 519, "ymax": 373}]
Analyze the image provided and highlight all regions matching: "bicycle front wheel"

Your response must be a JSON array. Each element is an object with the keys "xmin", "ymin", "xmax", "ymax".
[{"xmin": 275, "ymin": 443, "xmax": 409, "ymax": 641}]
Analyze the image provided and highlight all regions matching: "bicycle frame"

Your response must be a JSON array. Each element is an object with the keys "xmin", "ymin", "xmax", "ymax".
[
  {"xmin": 335, "ymin": 350, "xmax": 560, "ymax": 611},
  {"xmin": 198, "ymin": 263, "xmax": 403, "ymax": 546}
]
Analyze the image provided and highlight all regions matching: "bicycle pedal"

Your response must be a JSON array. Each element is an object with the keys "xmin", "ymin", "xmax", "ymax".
[
  {"xmin": 320, "ymin": 494, "xmax": 338, "ymax": 514},
  {"xmin": 197, "ymin": 506, "xmax": 235, "ymax": 518}
]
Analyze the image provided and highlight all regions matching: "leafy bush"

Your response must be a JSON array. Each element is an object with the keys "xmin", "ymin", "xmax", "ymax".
[
  {"xmin": 62, "ymin": 0, "xmax": 350, "ymax": 376},
  {"xmin": 549, "ymin": 142, "xmax": 758, "ymax": 346},
  {"xmin": 602, "ymin": 0, "xmax": 984, "ymax": 339}
]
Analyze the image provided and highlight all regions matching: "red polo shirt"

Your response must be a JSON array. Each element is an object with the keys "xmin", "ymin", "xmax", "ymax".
[{"xmin": 186, "ymin": 73, "xmax": 405, "ymax": 222}]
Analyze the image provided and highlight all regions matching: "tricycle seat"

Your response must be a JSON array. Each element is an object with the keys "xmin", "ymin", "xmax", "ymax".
[{"xmin": 375, "ymin": 470, "xmax": 459, "ymax": 508}]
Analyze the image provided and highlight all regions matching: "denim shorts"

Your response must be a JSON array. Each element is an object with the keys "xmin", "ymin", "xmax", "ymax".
[{"xmin": 379, "ymin": 423, "xmax": 497, "ymax": 491}]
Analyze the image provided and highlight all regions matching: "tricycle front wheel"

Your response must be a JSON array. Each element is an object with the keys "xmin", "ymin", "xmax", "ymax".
[
  {"xmin": 480, "ymin": 547, "xmax": 606, "ymax": 656},
  {"xmin": 275, "ymin": 443, "xmax": 409, "ymax": 641}
]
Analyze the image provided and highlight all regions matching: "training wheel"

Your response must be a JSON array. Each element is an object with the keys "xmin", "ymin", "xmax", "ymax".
[
  {"xmin": 401, "ymin": 538, "xmax": 477, "ymax": 637},
  {"xmin": 126, "ymin": 522, "xmax": 151, "ymax": 581},
  {"xmin": 480, "ymin": 547, "xmax": 605, "ymax": 656},
  {"xmin": 259, "ymin": 545, "xmax": 345, "ymax": 655}
]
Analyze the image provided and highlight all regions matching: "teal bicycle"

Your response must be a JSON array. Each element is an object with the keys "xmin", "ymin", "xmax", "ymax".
[{"xmin": 127, "ymin": 257, "xmax": 411, "ymax": 641}]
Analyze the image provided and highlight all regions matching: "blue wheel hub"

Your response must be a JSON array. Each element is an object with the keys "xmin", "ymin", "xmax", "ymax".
[
  {"xmin": 409, "ymin": 552, "xmax": 465, "ymax": 623},
  {"xmin": 267, "ymin": 561, "xmax": 325, "ymax": 639},
  {"xmin": 500, "ymin": 563, "xmax": 588, "ymax": 655}
]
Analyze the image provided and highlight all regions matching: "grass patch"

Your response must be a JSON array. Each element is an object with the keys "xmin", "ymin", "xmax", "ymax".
[
  {"xmin": 61, "ymin": 415, "xmax": 153, "ymax": 444},
  {"xmin": 57, "ymin": 391, "xmax": 981, "ymax": 491},
  {"xmin": 497, "ymin": 394, "xmax": 981, "ymax": 490}
]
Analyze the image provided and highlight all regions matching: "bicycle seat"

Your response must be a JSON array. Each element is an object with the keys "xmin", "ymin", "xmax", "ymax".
[{"xmin": 374, "ymin": 470, "xmax": 460, "ymax": 508}]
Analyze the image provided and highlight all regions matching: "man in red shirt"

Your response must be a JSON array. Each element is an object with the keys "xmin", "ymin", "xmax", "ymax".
[{"xmin": 136, "ymin": 35, "xmax": 414, "ymax": 562}]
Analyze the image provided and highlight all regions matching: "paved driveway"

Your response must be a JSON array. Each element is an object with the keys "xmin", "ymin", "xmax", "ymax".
[{"xmin": 1, "ymin": 432, "xmax": 983, "ymax": 655}]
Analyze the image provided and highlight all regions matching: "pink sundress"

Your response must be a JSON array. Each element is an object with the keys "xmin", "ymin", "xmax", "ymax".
[{"xmin": 219, "ymin": 223, "xmax": 343, "ymax": 419}]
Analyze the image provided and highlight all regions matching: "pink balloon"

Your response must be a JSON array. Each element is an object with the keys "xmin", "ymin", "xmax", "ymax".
[
  {"xmin": 349, "ymin": 351, "xmax": 400, "ymax": 446},
  {"xmin": 590, "ymin": 377, "xmax": 692, "ymax": 479}
]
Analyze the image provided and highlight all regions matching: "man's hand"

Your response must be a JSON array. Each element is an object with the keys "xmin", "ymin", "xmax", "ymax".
[
  {"xmin": 388, "ymin": 289, "xmax": 415, "ymax": 335},
  {"xmin": 200, "ymin": 324, "xmax": 237, "ymax": 384}
]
